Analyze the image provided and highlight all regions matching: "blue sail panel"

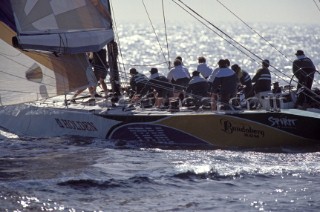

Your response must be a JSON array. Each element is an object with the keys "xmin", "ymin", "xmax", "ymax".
[
  {"xmin": 0, "ymin": 0, "xmax": 16, "ymax": 31},
  {"xmin": 10, "ymin": 0, "xmax": 114, "ymax": 54}
]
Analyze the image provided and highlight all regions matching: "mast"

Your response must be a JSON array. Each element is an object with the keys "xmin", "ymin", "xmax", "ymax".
[
  {"xmin": 106, "ymin": 0, "xmax": 121, "ymax": 96},
  {"xmin": 107, "ymin": 40, "xmax": 121, "ymax": 96}
]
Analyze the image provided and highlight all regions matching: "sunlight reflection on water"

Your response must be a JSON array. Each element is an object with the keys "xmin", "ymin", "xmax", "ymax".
[
  {"xmin": 117, "ymin": 23, "xmax": 320, "ymax": 88},
  {"xmin": 1, "ymin": 23, "xmax": 320, "ymax": 211}
]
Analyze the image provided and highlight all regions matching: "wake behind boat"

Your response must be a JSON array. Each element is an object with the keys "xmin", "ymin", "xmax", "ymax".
[{"xmin": 1, "ymin": 0, "xmax": 320, "ymax": 150}]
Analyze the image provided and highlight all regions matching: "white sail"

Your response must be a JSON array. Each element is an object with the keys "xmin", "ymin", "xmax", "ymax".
[
  {"xmin": 0, "ymin": 0, "xmax": 114, "ymax": 106},
  {"xmin": 0, "ymin": 22, "xmax": 89, "ymax": 106}
]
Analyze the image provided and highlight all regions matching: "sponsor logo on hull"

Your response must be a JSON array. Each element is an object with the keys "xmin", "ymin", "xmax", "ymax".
[
  {"xmin": 268, "ymin": 116, "xmax": 297, "ymax": 129},
  {"xmin": 55, "ymin": 118, "xmax": 98, "ymax": 131},
  {"xmin": 220, "ymin": 118, "xmax": 265, "ymax": 138}
]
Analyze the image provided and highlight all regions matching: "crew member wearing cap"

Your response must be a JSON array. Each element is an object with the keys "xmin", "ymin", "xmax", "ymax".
[
  {"xmin": 149, "ymin": 68, "xmax": 173, "ymax": 107},
  {"xmin": 129, "ymin": 68, "xmax": 149, "ymax": 99},
  {"xmin": 252, "ymin": 59, "xmax": 272, "ymax": 94},
  {"xmin": 231, "ymin": 64, "xmax": 254, "ymax": 99},
  {"xmin": 292, "ymin": 50, "xmax": 316, "ymax": 107}
]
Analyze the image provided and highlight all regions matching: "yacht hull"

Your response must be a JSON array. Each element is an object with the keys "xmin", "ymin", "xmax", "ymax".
[{"xmin": 0, "ymin": 104, "xmax": 319, "ymax": 149}]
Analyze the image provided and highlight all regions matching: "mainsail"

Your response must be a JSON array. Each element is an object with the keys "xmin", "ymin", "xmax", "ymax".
[
  {"xmin": 0, "ymin": 0, "xmax": 114, "ymax": 106},
  {"xmin": 10, "ymin": 0, "xmax": 114, "ymax": 54}
]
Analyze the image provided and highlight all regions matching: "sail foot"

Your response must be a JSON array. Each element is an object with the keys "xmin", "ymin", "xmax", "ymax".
[{"xmin": 12, "ymin": 30, "xmax": 114, "ymax": 54}]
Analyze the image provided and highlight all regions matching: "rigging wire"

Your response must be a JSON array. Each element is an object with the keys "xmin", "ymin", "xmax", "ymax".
[
  {"xmin": 109, "ymin": 0, "xmax": 171, "ymax": 84},
  {"xmin": 216, "ymin": 0, "xmax": 290, "ymax": 62},
  {"xmin": 170, "ymin": 0, "xmax": 291, "ymax": 82},
  {"xmin": 170, "ymin": 0, "xmax": 291, "ymax": 84},
  {"xmin": 314, "ymin": 0, "xmax": 320, "ymax": 13},
  {"xmin": 216, "ymin": 0, "xmax": 320, "ymax": 87},
  {"xmin": 171, "ymin": 0, "xmax": 262, "ymax": 62},
  {"xmin": 110, "ymin": 0, "xmax": 129, "ymax": 88},
  {"xmin": 141, "ymin": 0, "xmax": 169, "ymax": 66},
  {"xmin": 173, "ymin": 0, "xmax": 320, "ymax": 104},
  {"xmin": 109, "ymin": 1, "xmax": 169, "ymax": 85},
  {"xmin": 118, "ymin": 61, "xmax": 168, "ymax": 67},
  {"xmin": 215, "ymin": 0, "xmax": 320, "ymax": 103},
  {"xmin": 162, "ymin": 0, "xmax": 171, "ymax": 70}
]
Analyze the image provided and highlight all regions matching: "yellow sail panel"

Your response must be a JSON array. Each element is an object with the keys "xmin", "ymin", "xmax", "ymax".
[{"xmin": 0, "ymin": 21, "xmax": 89, "ymax": 106}]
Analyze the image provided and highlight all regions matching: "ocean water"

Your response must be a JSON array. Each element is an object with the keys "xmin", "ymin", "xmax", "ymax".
[
  {"xmin": 1, "ymin": 23, "xmax": 320, "ymax": 211},
  {"xmin": 116, "ymin": 22, "xmax": 320, "ymax": 86},
  {"xmin": 1, "ymin": 137, "xmax": 320, "ymax": 211}
]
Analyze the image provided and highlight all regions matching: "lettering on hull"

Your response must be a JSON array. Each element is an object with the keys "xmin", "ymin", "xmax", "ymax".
[
  {"xmin": 55, "ymin": 118, "xmax": 98, "ymax": 131},
  {"xmin": 220, "ymin": 119, "xmax": 265, "ymax": 138},
  {"xmin": 268, "ymin": 116, "xmax": 297, "ymax": 128},
  {"xmin": 127, "ymin": 125, "xmax": 171, "ymax": 143},
  {"xmin": 110, "ymin": 124, "xmax": 210, "ymax": 146}
]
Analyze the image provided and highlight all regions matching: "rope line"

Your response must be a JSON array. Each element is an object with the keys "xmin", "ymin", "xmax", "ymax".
[
  {"xmin": 142, "ymin": 0, "xmax": 169, "ymax": 65},
  {"xmin": 162, "ymin": 0, "xmax": 171, "ymax": 70},
  {"xmin": 173, "ymin": 0, "xmax": 320, "ymax": 105},
  {"xmin": 216, "ymin": 0, "xmax": 320, "ymax": 88},
  {"xmin": 313, "ymin": 0, "xmax": 320, "ymax": 13},
  {"xmin": 110, "ymin": 0, "xmax": 128, "ymax": 88}
]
